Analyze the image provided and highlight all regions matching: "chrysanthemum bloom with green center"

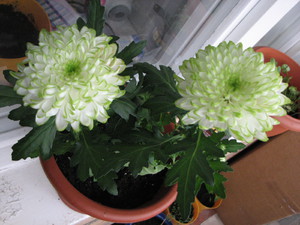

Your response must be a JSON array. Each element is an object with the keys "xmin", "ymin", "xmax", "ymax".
[
  {"xmin": 175, "ymin": 41, "xmax": 291, "ymax": 142},
  {"xmin": 12, "ymin": 24, "xmax": 129, "ymax": 131}
]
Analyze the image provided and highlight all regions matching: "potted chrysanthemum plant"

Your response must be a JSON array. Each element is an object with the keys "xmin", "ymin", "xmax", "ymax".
[{"xmin": 0, "ymin": 0, "xmax": 291, "ymax": 223}]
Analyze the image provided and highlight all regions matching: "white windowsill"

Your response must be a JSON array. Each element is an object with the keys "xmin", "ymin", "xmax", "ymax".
[{"xmin": 0, "ymin": 137, "xmax": 94, "ymax": 225}]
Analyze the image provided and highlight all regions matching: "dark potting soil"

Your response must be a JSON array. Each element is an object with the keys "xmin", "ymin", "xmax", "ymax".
[
  {"xmin": 197, "ymin": 184, "xmax": 215, "ymax": 207},
  {"xmin": 0, "ymin": 4, "xmax": 39, "ymax": 58},
  {"xmin": 55, "ymin": 153, "xmax": 166, "ymax": 209},
  {"xmin": 169, "ymin": 201, "xmax": 194, "ymax": 224}
]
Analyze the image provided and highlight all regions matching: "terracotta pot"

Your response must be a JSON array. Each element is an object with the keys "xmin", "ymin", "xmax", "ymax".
[
  {"xmin": 0, "ymin": 0, "xmax": 51, "ymax": 84},
  {"xmin": 254, "ymin": 46, "xmax": 300, "ymax": 137},
  {"xmin": 164, "ymin": 198, "xmax": 201, "ymax": 225},
  {"xmin": 40, "ymin": 157, "xmax": 178, "ymax": 223}
]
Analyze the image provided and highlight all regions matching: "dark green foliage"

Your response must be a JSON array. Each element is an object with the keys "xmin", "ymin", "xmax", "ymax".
[
  {"xmin": 12, "ymin": 117, "xmax": 57, "ymax": 160},
  {"xmin": 97, "ymin": 171, "xmax": 118, "ymax": 196},
  {"xmin": 282, "ymin": 76, "xmax": 300, "ymax": 116},
  {"xmin": 165, "ymin": 130, "xmax": 244, "ymax": 220},
  {"xmin": 95, "ymin": 133, "xmax": 183, "ymax": 178},
  {"xmin": 117, "ymin": 41, "xmax": 147, "ymax": 64},
  {"xmin": 218, "ymin": 139, "xmax": 245, "ymax": 154},
  {"xmin": 76, "ymin": 0, "xmax": 104, "ymax": 35},
  {"xmin": 70, "ymin": 130, "xmax": 106, "ymax": 181},
  {"xmin": 110, "ymin": 97, "xmax": 137, "ymax": 120},
  {"xmin": 76, "ymin": 17, "xmax": 86, "ymax": 31},
  {"xmin": 134, "ymin": 63, "xmax": 180, "ymax": 98},
  {"xmin": 51, "ymin": 131, "xmax": 76, "ymax": 156},
  {"xmin": 0, "ymin": 85, "xmax": 22, "ymax": 107},
  {"xmin": 3, "ymin": 69, "xmax": 17, "ymax": 85},
  {"xmin": 87, "ymin": 0, "xmax": 105, "ymax": 35},
  {"xmin": 8, "ymin": 105, "xmax": 37, "ymax": 127},
  {"xmin": 273, "ymin": 60, "xmax": 300, "ymax": 116}
]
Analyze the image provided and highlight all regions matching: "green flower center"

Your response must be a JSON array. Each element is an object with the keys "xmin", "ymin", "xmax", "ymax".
[
  {"xmin": 64, "ymin": 60, "xmax": 82, "ymax": 77},
  {"xmin": 227, "ymin": 73, "xmax": 242, "ymax": 92},
  {"xmin": 223, "ymin": 72, "xmax": 243, "ymax": 103}
]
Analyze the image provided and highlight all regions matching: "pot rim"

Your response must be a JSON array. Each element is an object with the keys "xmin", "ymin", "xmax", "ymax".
[{"xmin": 40, "ymin": 156, "xmax": 178, "ymax": 223}]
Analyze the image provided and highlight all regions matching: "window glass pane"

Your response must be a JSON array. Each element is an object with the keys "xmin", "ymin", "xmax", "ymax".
[
  {"xmin": 104, "ymin": 0, "xmax": 220, "ymax": 63},
  {"xmin": 256, "ymin": 1, "xmax": 300, "ymax": 64}
]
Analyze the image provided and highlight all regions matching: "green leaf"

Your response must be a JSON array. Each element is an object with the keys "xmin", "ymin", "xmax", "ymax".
[
  {"xmin": 110, "ymin": 97, "xmax": 137, "ymax": 120},
  {"xmin": 52, "ymin": 132, "xmax": 75, "ymax": 155},
  {"xmin": 206, "ymin": 173, "xmax": 227, "ymax": 199},
  {"xmin": 3, "ymin": 70, "xmax": 17, "ymax": 85},
  {"xmin": 202, "ymin": 137, "xmax": 225, "ymax": 158},
  {"xmin": 122, "ymin": 73, "xmax": 144, "ymax": 100},
  {"xmin": 97, "ymin": 133, "xmax": 181, "ymax": 178},
  {"xmin": 12, "ymin": 117, "xmax": 57, "ymax": 160},
  {"xmin": 194, "ymin": 177, "xmax": 204, "ymax": 196},
  {"xmin": 208, "ymin": 131, "xmax": 226, "ymax": 143},
  {"xmin": 105, "ymin": 115, "xmax": 135, "ymax": 138},
  {"xmin": 220, "ymin": 139, "xmax": 245, "ymax": 153},
  {"xmin": 144, "ymin": 95, "xmax": 185, "ymax": 115},
  {"xmin": 76, "ymin": 17, "xmax": 86, "ymax": 30},
  {"xmin": 165, "ymin": 131, "xmax": 215, "ymax": 220},
  {"xmin": 0, "ymin": 85, "xmax": 22, "ymax": 107},
  {"xmin": 208, "ymin": 159, "xmax": 232, "ymax": 172},
  {"xmin": 117, "ymin": 41, "xmax": 146, "ymax": 64},
  {"xmin": 102, "ymin": 144, "xmax": 159, "ymax": 177},
  {"xmin": 162, "ymin": 138, "xmax": 193, "ymax": 156},
  {"xmin": 135, "ymin": 63, "xmax": 179, "ymax": 95},
  {"xmin": 119, "ymin": 66, "xmax": 138, "ymax": 77},
  {"xmin": 86, "ymin": 0, "xmax": 105, "ymax": 36},
  {"xmin": 8, "ymin": 105, "xmax": 37, "ymax": 127},
  {"xmin": 70, "ymin": 130, "xmax": 105, "ymax": 181},
  {"xmin": 125, "ymin": 77, "xmax": 137, "ymax": 93},
  {"xmin": 97, "ymin": 171, "xmax": 118, "ymax": 196},
  {"xmin": 109, "ymin": 35, "xmax": 119, "ymax": 44},
  {"xmin": 160, "ymin": 65, "xmax": 178, "ymax": 92}
]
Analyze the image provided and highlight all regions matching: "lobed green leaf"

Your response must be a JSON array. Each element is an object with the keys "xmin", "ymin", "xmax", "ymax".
[
  {"xmin": 110, "ymin": 97, "xmax": 137, "ymax": 120},
  {"xmin": 220, "ymin": 139, "xmax": 245, "ymax": 153},
  {"xmin": 12, "ymin": 117, "xmax": 56, "ymax": 160},
  {"xmin": 117, "ymin": 41, "xmax": 147, "ymax": 64},
  {"xmin": 70, "ymin": 130, "xmax": 106, "ymax": 181},
  {"xmin": 165, "ymin": 131, "xmax": 215, "ymax": 220},
  {"xmin": 8, "ymin": 105, "xmax": 37, "ymax": 127}
]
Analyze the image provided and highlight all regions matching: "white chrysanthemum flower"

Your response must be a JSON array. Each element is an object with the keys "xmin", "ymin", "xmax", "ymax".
[
  {"xmin": 12, "ymin": 25, "xmax": 129, "ymax": 132},
  {"xmin": 175, "ymin": 41, "xmax": 291, "ymax": 142}
]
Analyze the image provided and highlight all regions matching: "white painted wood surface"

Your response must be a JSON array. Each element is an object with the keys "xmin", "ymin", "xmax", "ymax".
[{"xmin": 0, "ymin": 148, "xmax": 93, "ymax": 225}]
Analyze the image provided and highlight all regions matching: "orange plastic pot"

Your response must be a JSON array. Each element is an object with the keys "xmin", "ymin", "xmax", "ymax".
[
  {"xmin": 0, "ymin": 0, "xmax": 51, "ymax": 84},
  {"xmin": 197, "ymin": 198, "xmax": 222, "ymax": 212},
  {"xmin": 40, "ymin": 157, "xmax": 178, "ymax": 223},
  {"xmin": 164, "ymin": 198, "xmax": 201, "ymax": 225},
  {"xmin": 254, "ymin": 46, "xmax": 300, "ymax": 137}
]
